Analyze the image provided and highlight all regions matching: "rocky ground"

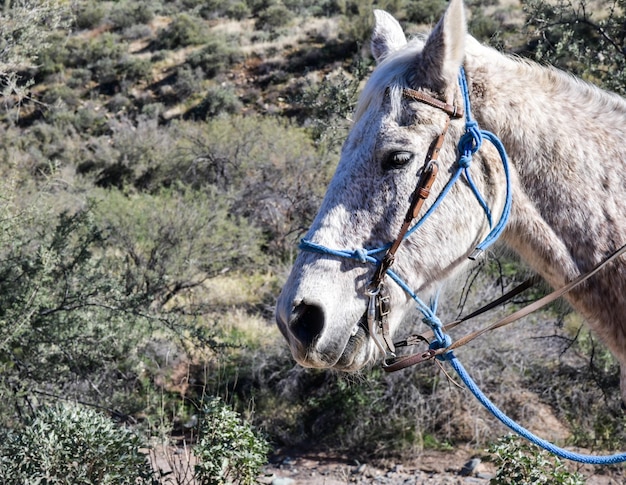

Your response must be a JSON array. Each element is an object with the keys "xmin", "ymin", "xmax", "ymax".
[
  {"xmin": 260, "ymin": 447, "xmax": 625, "ymax": 485},
  {"xmin": 261, "ymin": 448, "xmax": 494, "ymax": 485}
]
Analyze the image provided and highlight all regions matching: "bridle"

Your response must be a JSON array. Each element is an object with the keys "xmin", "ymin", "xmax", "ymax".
[
  {"xmin": 296, "ymin": 66, "xmax": 626, "ymax": 466},
  {"xmin": 301, "ymin": 67, "xmax": 513, "ymax": 365},
  {"xmin": 364, "ymin": 91, "xmax": 460, "ymax": 358},
  {"xmin": 300, "ymin": 67, "xmax": 626, "ymax": 373}
]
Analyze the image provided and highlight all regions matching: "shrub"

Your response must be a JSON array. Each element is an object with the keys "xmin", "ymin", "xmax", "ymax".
[
  {"xmin": 171, "ymin": 114, "xmax": 330, "ymax": 258},
  {"xmin": 75, "ymin": 0, "xmax": 106, "ymax": 30},
  {"xmin": 191, "ymin": 85, "xmax": 243, "ymax": 118},
  {"xmin": 522, "ymin": 0, "xmax": 626, "ymax": 94},
  {"xmin": 108, "ymin": 0, "xmax": 155, "ymax": 32},
  {"xmin": 194, "ymin": 397, "xmax": 270, "ymax": 485},
  {"xmin": 173, "ymin": 65, "xmax": 206, "ymax": 99},
  {"xmin": 200, "ymin": 0, "xmax": 232, "ymax": 18},
  {"xmin": 93, "ymin": 186, "xmax": 265, "ymax": 306},
  {"xmin": 0, "ymin": 0, "xmax": 73, "ymax": 70},
  {"xmin": 226, "ymin": 1, "xmax": 251, "ymax": 19},
  {"xmin": 255, "ymin": 3, "xmax": 294, "ymax": 30},
  {"xmin": 187, "ymin": 34, "xmax": 244, "ymax": 78},
  {"xmin": 0, "ymin": 402, "xmax": 154, "ymax": 484},
  {"xmin": 156, "ymin": 13, "xmax": 208, "ymax": 50},
  {"xmin": 405, "ymin": 0, "xmax": 447, "ymax": 25},
  {"xmin": 116, "ymin": 53, "xmax": 153, "ymax": 84},
  {"xmin": 0, "ymin": 193, "xmax": 153, "ymax": 421},
  {"xmin": 489, "ymin": 435, "xmax": 585, "ymax": 484}
]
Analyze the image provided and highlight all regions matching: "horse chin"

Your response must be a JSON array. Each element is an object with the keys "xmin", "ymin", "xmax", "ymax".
[{"xmin": 331, "ymin": 325, "xmax": 377, "ymax": 371}]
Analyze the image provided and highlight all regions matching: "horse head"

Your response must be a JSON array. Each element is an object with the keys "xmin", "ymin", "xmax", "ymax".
[{"xmin": 276, "ymin": 0, "xmax": 509, "ymax": 371}]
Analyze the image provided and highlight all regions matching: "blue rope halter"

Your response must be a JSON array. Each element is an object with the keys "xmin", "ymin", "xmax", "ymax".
[
  {"xmin": 297, "ymin": 68, "xmax": 626, "ymax": 464},
  {"xmin": 300, "ymin": 67, "xmax": 512, "ymax": 328}
]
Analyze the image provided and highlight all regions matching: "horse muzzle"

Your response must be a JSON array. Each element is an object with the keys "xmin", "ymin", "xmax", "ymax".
[{"xmin": 275, "ymin": 296, "xmax": 373, "ymax": 370}]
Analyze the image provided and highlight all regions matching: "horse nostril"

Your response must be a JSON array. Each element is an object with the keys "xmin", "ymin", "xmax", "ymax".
[{"xmin": 290, "ymin": 302, "xmax": 325, "ymax": 347}]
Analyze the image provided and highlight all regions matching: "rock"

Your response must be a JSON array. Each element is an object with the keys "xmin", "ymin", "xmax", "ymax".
[
  {"xmin": 460, "ymin": 458, "xmax": 481, "ymax": 476},
  {"xmin": 271, "ymin": 477, "xmax": 295, "ymax": 485}
]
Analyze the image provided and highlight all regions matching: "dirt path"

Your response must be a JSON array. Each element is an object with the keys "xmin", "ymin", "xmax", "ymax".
[
  {"xmin": 261, "ymin": 448, "xmax": 494, "ymax": 485},
  {"xmin": 260, "ymin": 448, "xmax": 625, "ymax": 485}
]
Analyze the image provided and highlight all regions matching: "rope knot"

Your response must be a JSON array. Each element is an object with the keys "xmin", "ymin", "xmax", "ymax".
[
  {"xmin": 353, "ymin": 248, "xmax": 369, "ymax": 263},
  {"xmin": 458, "ymin": 121, "xmax": 483, "ymax": 155},
  {"xmin": 422, "ymin": 311, "xmax": 452, "ymax": 360},
  {"xmin": 429, "ymin": 334, "xmax": 453, "ymax": 360},
  {"xmin": 458, "ymin": 154, "xmax": 472, "ymax": 169}
]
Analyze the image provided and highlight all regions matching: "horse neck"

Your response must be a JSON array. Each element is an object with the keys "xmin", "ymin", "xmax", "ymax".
[
  {"xmin": 464, "ymin": 47, "xmax": 626, "ymax": 287},
  {"xmin": 466, "ymin": 49, "xmax": 626, "ymax": 176}
]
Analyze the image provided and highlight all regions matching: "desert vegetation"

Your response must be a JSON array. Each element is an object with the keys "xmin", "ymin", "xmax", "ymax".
[{"xmin": 1, "ymin": 0, "xmax": 625, "ymax": 482}]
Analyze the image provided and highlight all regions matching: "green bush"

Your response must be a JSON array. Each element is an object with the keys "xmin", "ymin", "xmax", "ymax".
[
  {"xmin": 192, "ymin": 85, "xmax": 243, "ymax": 118},
  {"xmin": 171, "ymin": 114, "xmax": 330, "ymax": 258},
  {"xmin": 255, "ymin": 3, "xmax": 294, "ymax": 30},
  {"xmin": 489, "ymin": 435, "xmax": 585, "ymax": 485},
  {"xmin": 226, "ymin": 1, "xmax": 251, "ymax": 19},
  {"xmin": 194, "ymin": 397, "xmax": 270, "ymax": 485},
  {"xmin": 75, "ymin": 1, "xmax": 106, "ymax": 30},
  {"xmin": 91, "ymin": 185, "xmax": 266, "ymax": 315},
  {"xmin": 156, "ymin": 13, "xmax": 208, "ymax": 50},
  {"xmin": 0, "ymin": 193, "xmax": 152, "ymax": 420},
  {"xmin": 187, "ymin": 34, "xmax": 244, "ymax": 78},
  {"xmin": 108, "ymin": 0, "xmax": 155, "ymax": 31},
  {"xmin": 173, "ymin": 65, "xmax": 206, "ymax": 99},
  {"xmin": 0, "ymin": 402, "xmax": 154, "ymax": 484},
  {"xmin": 522, "ymin": 0, "xmax": 626, "ymax": 94},
  {"xmin": 405, "ymin": 0, "xmax": 447, "ymax": 25}
]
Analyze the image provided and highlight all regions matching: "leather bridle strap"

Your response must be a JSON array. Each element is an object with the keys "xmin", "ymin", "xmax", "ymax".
[
  {"xmin": 368, "ymin": 116, "xmax": 449, "ymax": 292},
  {"xmin": 368, "ymin": 159, "xmax": 439, "ymax": 291},
  {"xmin": 366, "ymin": 89, "xmax": 463, "ymax": 359},
  {"xmin": 402, "ymin": 87, "xmax": 464, "ymax": 119},
  {"xmin": 368, "ymin": 89, "xmax": 464, "ymax": 292}
]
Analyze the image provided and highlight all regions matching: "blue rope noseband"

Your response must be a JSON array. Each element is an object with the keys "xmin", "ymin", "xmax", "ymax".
[{"xmin": 298, "ymin": 67, "xmax": 626, "ymax": 464}]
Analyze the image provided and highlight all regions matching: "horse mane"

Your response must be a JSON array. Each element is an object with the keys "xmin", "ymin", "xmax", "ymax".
[{"xmin": 354, "ymin": 34, "xmax": 626, "ymax": 125}]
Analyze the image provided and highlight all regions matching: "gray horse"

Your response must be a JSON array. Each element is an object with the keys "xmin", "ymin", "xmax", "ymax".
[{"xmin": 276, "ymin": 0, "xmax": 626, "ymax": 403}]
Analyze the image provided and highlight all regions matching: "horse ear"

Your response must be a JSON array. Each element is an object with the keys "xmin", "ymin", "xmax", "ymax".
[
  {"xmin": 421, "ymin": 0, "xmax": 467, "ymax": 88},
  {"xmin": 371, "ymin": 10, "xmax": 407, "ymax": 64}
]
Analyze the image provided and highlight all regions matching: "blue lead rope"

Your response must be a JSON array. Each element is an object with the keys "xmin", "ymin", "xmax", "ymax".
[
  {"xmin": 299, "ymin": 68, "xmax": 626, "ymax": 464},
  {"xmin": 449, "ymin": 355, "xmax": 626, "ymax": 464}
]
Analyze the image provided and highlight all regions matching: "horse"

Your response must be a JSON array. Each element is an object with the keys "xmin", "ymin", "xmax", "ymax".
[{"xmin": 275, "ymin": 0, "xmax": 626, "ymax": 404}]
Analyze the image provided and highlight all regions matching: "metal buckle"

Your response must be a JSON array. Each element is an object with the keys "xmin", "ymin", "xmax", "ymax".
[{"xmin": 366, "ymin": 286, "xmax": 396, "ymax": 361}]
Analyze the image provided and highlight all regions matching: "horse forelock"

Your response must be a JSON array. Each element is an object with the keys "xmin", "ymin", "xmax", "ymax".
[{"xmin": 354, "ymin": 38, "xmax": 426, "ymax": 123}]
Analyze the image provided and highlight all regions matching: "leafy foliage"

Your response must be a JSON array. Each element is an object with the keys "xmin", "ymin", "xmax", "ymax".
[
  {"xmin": 194, "ymin": 397, "xmax": 270, "ymax": 485},
  {"xmin": 0, "ymin": 402, "xmax": 154, "ymax": 484},
  {"xmin": 489, "ymin": 435, "xmax": 585, "ymax": 484},
  {"xmin": 0, "ymin": 189, "xmax": 149, "ymax": 418},
  {"xmin": 523, "ymin": 0, "xmax": 626, "ymax": 94}
]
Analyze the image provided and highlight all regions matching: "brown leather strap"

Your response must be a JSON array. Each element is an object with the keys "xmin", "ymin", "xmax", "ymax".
[
  {"xmin": 440, "ymin": 242, "xmax": 626, "ymax": 354},
  {"xmin": 416, "ymin": 276, "xmax": 539, "ymax": 343},
  {"xmin": 402, "ymin": 88, "xmax": 464, "ymax": 119},
  {"xmin": 369, "ymin": 90, "xmax": 460, "ymax": 356},
  {"xmin": 383, "ymin": 349, "xmax": 436, "ymax": 372},
  {"xmin": 369, "ymin": 119, "xmax": 449, "ymax": 291}
]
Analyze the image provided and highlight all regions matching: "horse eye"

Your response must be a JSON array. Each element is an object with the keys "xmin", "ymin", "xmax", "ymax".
[{"xmin": 383, "ymin": 151, "xmax": 414, "ymax": 170}]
